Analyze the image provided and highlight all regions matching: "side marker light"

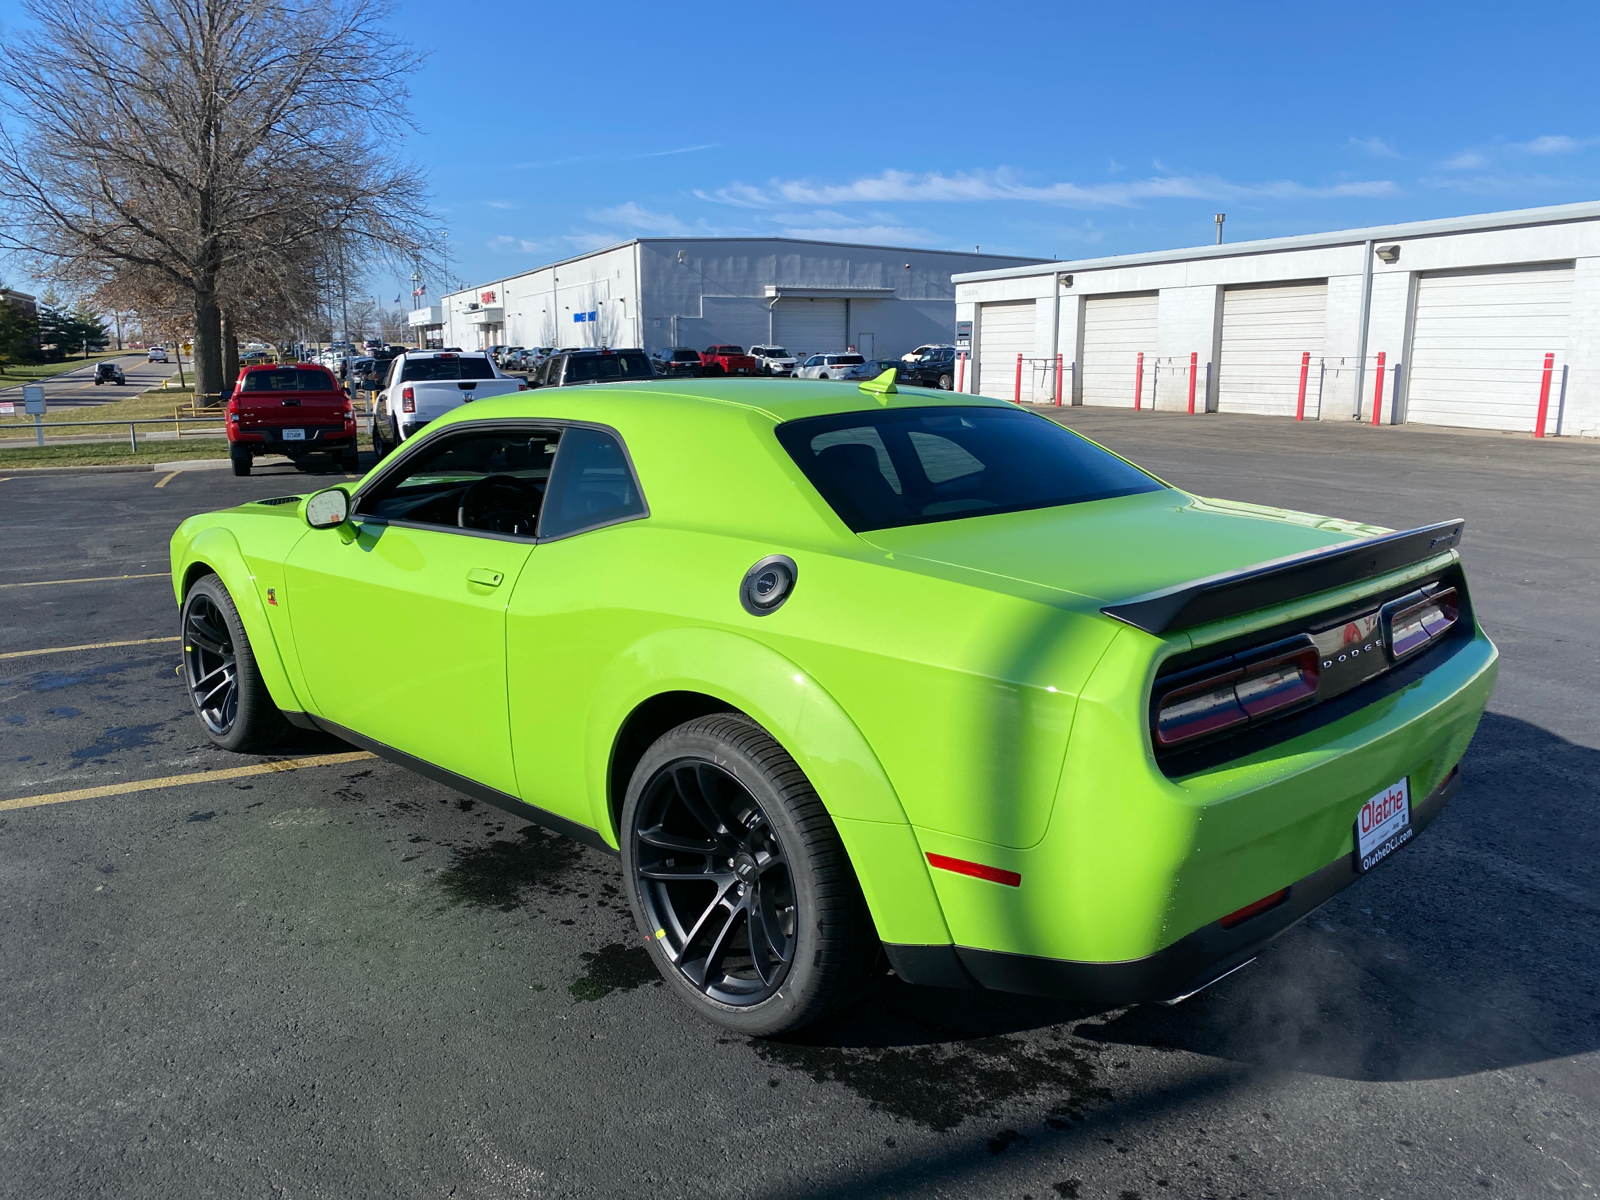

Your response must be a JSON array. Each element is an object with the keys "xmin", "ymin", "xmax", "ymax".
[
  {"xmin": 1219, "ymin": 888, "xmax": 1289, "ymax": 930},
  {"xmin": 926, "ymin": 852, "xmax": 1021, "ymax": 888}
]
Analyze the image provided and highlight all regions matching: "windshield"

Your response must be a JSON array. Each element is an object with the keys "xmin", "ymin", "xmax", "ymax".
[
  {"xmin": 775, "ymin": 406, "xmax": 1164, "ymax": 533},
  {"xmin": 829, "ymin": 355, "xmax": 865, "ymax": 365},
  {"xmin": 563, "ymin": 352, "xmax": 654, "ymax": 382},
  {"xmin": 240, "ymin": 368, "xmax": 338, "ymax": 392},
  {"xmin": 401, "ymin": 356, "xmax": 497, "ymax": 381}
]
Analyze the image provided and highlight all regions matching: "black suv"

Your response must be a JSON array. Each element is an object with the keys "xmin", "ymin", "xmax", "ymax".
[
  {"xmin": 529, "ymin": 348, "xmax": 657, "ymax": 388},
  {"xmin": 897, "ymin": 346, "xmax": 958, "ymax": 391},
  {"xmin": 651, "ymin": 347, "xmax": 704, "ymax": 378}
]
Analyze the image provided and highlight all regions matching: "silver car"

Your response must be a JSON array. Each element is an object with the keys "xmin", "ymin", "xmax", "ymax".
[
  {"xmin": 749, "ymin": 345, "xmax": 799, "ymax": 376},
  {"xmin": 794, "ymin": 352, "xmax": 866, "ymax": 380}
]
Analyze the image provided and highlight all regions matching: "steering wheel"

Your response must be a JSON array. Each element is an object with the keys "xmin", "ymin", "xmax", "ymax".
[{"xmin": 458, "ymin": 474, "xmax": 540, "ymax": 536}]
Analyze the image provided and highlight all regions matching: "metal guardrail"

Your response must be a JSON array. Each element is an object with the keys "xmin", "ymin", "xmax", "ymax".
[{"xmin": 0, "ymin": 415, "xmax": 226, "ymax": 450}]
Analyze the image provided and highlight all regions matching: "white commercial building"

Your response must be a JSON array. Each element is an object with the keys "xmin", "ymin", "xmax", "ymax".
[
  {"xmin": 952, "ymin": 200, "xmax": 1600, "ymax": 437},
  {"xmin": 421, "ymin": 238, "xmax": 1038, "ymax": 363}
]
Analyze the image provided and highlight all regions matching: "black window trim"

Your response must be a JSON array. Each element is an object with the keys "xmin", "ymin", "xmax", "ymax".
[{"xmin": 348, "ymin": 416, "xmax": 650, "ymax": 545}]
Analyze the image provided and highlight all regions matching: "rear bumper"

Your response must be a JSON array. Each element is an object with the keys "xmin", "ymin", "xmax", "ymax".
[
  {"xmin": 887, "ymin": 766, "xmax": 1460, "ymax": 1004},
  {"xmin": 231, "ymin": 424, "xmax": 356, "ymax": 448}
]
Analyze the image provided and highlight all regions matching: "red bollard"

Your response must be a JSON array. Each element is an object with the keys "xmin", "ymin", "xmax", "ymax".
[
  {"xmin": 1534, "ymin": 351, "xmax": 1555, "ymax": 437},
  {"xmin": 956, "ymin": 352, "xmax": 966, "ymax": 393},
  {"xmin": 1134, "ymin": 352, "xmax": 1144, "ymax": 410},
  {"xmin": 1295, "ymin": 351, "xmax": 1311, "ymax": 420},
  {"xmin": 1055, "ymin": 353, "xmax": 1064, "ymax": 406},
  {"xmin": 1370, "ymin": 351, "xmax": 1386, "ymax": 426},
  {"xmin": 1187, "ymin": 351, "xmax": 1197, "ymax": 414},
  {"xmin": 1014, "ymin": 353, "xmax": 1023, "ymax": 404}
]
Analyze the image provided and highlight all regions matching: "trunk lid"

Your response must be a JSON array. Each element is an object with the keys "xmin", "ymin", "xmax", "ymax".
[{"xmin": 863, "ymin": 488, "xmax": 1391, "ymax": 611}]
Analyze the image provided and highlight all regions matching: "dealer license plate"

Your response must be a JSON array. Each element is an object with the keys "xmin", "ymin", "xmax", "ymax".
[
  {"xmin": 1354, "ymin": 778, "xmax": 1412, "ymax": 872},
  {"xmin": 282, "ymin": 428, "xmax": 305, "ymax": 441}
]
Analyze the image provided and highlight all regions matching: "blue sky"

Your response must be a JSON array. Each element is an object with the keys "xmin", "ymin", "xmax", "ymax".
[{"xmin": 5, "ymin": 0, "xmax": 1600, "ymax": 298}]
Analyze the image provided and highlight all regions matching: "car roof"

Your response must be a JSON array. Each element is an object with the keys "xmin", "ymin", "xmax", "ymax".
[{"xmin": 436, "ymin": 375, "xmax": 1010, "ymax": 428}]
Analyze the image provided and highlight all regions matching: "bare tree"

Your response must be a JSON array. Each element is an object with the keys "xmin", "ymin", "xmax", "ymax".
[{"xmin": 0, "ymin": 0, "xmax": 436, "ymax": 403}]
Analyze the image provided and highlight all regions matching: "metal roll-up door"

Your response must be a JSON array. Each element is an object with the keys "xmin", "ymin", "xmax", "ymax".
[
  {"xmin": 1405, "ymin": 264, "xmax": 1573, "ymax": 431},
  {"xmin": 1080, "ymin": 293, "xmax": 1158, "ymax": 407},
  {"xmin": 1218, "ymin": 282, "xmax": 1327, "ymax": 416},
  {"xmin": 976, "ymin": 301, "xmax": 1035, "ymax": 399},
  {"xmin": 774, "ymin": 298, "xmax": 847, "ymax": 357}
]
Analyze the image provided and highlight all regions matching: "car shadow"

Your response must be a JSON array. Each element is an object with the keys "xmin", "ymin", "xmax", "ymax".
[{"xmin": 790, "ymin": 711, "xmax": 1599, "ymax": 1086}]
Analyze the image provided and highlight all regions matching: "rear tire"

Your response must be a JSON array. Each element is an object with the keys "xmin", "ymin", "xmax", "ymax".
[
  {"xmin": 229, "ymin": 447, "xmax": 251, "ymax": 477},
  {"xmin": 621, "ymin": 714, "xmax": 880, "ymax": 1035},
  {"xmin": 181, "ymin": 574, "xmax": 289, "ymax": 753},
  {"xmin": 340, "ymin": 446, "xmax": 360, "ymax": 473}
]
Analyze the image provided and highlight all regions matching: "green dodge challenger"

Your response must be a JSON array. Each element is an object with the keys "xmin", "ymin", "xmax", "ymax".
[{"xmin": 170, "ymin": 375, "xmax": 1497, "ymax": 1033}]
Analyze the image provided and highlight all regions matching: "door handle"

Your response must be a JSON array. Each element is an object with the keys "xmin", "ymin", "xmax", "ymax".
[{"xmin": 466, "ymin": 568, "xmax": 504, "ymax": 587}]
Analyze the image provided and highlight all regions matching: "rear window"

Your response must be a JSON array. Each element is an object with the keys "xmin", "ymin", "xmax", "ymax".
[
  {"xmin": 562, "ymin": 352, "xmax": 654, "ymax": 382},
  {"xmin": 775, "ymin": 405, "xmax": 1164, "ymax": 532},
  {"xmin": 670, "ymin": 350, "xmax": 700, "ymax": 362},
  {"xmin": 401, "ymin": 356, "xmax": 497, "ymax": 382},
  {"xmin": 240, "ymin": 368, "xmax": 337, "ymax": 392}
]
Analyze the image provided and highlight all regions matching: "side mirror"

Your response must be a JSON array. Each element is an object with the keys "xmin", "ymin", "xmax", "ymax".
[{"xmin": 304, "ymin": 487, "xmax": 350, "ymax": 529}]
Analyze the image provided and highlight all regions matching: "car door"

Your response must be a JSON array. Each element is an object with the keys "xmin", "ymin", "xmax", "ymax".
[
  {"xmin": 284, "ymin": 423, "xmax": 560, "ymax": 796},
  {"xmin": 503, "ymin": 423, "xmax": 649, "ymax": 828}
]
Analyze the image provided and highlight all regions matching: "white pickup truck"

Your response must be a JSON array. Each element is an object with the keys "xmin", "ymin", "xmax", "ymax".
[{"xmin": 372, "ymin": 350, "xmax": 527, "ymax": 459}]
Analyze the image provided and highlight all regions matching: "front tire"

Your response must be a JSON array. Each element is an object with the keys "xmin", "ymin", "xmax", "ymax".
[
  {"xmin": 621, "ymin": 714, "xmax": 879, "ymax": 1035},
  {"xmin": 181, "ymin": 574, "xmax": 289, "ymax": 753},
  {"xmin": 937, "ymin": 373, "xmax": 952, "ymax": 390}
]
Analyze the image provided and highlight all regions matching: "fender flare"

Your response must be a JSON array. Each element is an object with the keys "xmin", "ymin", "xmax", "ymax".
[
  {"xmin": 178, "ymin": 527, "xmax": 306, "ymax": 715},
  {"xmin": 585, "ymin": 625, "xmax": 952, "ymax": 947}
]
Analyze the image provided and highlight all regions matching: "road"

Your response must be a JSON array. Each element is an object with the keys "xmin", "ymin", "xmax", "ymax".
[
  {"xmin": 0, "ymin": 412, "xmax": 1596, "ymax": 1199},
  {"xmin": 0, "ymin": 352, "xmax": 179, "ymax": 406}
]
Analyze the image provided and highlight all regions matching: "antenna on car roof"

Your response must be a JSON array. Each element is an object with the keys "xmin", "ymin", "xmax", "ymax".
[{"xmin": 858, "ymin": 368, "xmax": 898, "ymax": 404}]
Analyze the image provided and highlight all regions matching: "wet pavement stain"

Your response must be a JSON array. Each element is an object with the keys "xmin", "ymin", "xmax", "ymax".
[
  {"xmin": 569, "ymin": 943, "xmax": 662, "ymax": 1001},
  {"xmin": 753, "ymin": 1030, "xmax": 1109, "ymax": 1133},
  {"xmin": 435, "ymin": 825, "xmax": 585, "ymax": 911},
  {"xmin": 12, "ymin": 657, "xmax": 163, "ymax": 693},
  {"xmin": 70, "ymin": 723, "xmax": 162, "ymax": 762}
]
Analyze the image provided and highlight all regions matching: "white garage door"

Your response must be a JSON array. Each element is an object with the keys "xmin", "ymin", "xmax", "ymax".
[
  {"xmin": 1218, "ymin": 282, "xmax": 1327, "ymax": 416},
  {"xmin": 1080, "ymin": 293, "xmax": 1159, "ymax": 407},
  {"xmin": 774, "ymin": 298, "xmax": 847, "ymax": 357},
  {"xmin": 1405, "ymin": 264, "xmax": 1573, "ymax": 432},
  {"xmin": 977, "ymin": 301, "xmax": 1036, "ymax": 399}
]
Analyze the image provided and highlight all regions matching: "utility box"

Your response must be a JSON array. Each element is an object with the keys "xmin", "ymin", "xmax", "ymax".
[{"xmin": 22, "ymin": 384, "xmax": 45, "ymax": 415}]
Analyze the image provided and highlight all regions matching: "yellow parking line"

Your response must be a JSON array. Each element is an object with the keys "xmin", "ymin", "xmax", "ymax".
[
  {"xmin": 0, "ymin": 751, "xmax": 378, "ymax": 812},
  {"xmin": 154, "ymin": 471, "xmax": 179, "ymax": 488},
  {"xmin": 0, "ymin": 635, "xmax": 181, "ymax": 660},
  {"xmin": 0, "ymin": 572, "xmax": 166, "ymax": 589}
]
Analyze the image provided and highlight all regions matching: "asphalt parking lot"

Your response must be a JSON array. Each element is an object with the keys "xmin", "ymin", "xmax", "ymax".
[{"xmin": 2, "ymin": 411, "xmax": 1597, "ymax": 1199}]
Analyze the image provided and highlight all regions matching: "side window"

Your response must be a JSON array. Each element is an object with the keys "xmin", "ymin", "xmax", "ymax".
[
  {"xmin": 355, "ymin": 427, "xmax": 562, "ymax": 537},
  {"xmin": 538, "ymin": 427, "xmax": 646, "ymax": 539}
]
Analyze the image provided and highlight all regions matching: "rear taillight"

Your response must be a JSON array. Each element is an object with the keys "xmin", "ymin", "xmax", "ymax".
[
  {"xmin": 401, "ymin": 386, "xmax": 415, "ymax": 413},
  {"xmin": 1155, "ymin": 641, "xmax": 1320, "ymax": 748},
  {"xmin": 1382, "ymin": 587, "xmax": 1459, "ymax": 661}
]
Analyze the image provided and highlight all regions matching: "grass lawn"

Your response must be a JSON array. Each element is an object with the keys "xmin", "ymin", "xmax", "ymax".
[
  {"xmin": 0, "ymin": 384, "xmax": 224, "ymax": 437},
  {"xmin": 0, "ymin": 350, "xmax": 136, "ymax": 385},
  {"xmin": 0, "ymin": 438, "xmax": 235, "ymax": 469}
]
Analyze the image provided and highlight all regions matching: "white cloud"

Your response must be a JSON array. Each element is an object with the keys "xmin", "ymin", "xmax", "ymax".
[
  {"xmin": 563, "ymin": 231, "xmax": 626, "ymax": 253},
  {"xmin": 487, "ymin": 235, "xmax": 548, "ymax": 254},
  {"xmin": 1439, "ymin": 151, "xmax": 1488, "ymax": 170},
  {"xmin": 1517, "ymin": 134, "xmax": 1598, "ymax": 155},
  {"xmin": 697, "ymin": 167, "xmax": 1395, "ymax": 210},
  {"xmin": 586, "ymin": 202, "xmax": 691, "ymax": 235},
  {"xmin": 1349, "ymin": 136, "xmax": 1400, "ymax": 158},
  {"xmin": 485, "ymin": 200, "xmax": 517, "ymax": 210}
]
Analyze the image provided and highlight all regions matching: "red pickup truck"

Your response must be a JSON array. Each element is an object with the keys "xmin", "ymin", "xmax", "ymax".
[
  {"xmin": 699, "ymin": 345, "xmax": 759, "ymax": 377},
  {"xmin": 226, "ymin": 363, "xmax": 358, "ymax": 476}
]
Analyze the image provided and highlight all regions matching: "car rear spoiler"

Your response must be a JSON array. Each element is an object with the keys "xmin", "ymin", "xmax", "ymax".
[{"xmin": 1100, "ymin": 519, "xmax": 1465, "ymax": 636}]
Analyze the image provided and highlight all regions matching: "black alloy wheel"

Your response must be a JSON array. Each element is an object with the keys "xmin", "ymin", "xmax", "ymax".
[
  {"xmin": 633, "ymin": 758, "xmax": 798, "ymax": 1005},
  {"xmin": 183, "ymin": 590, "xmax": 239, "ymax": 737},
  {"xmin": 180, "ymin": 575, "xmax": 288, "ymax": 752},
  {"xmin": 622, "ymin": 714, "xmax": 880, "ymax": 1034}
]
